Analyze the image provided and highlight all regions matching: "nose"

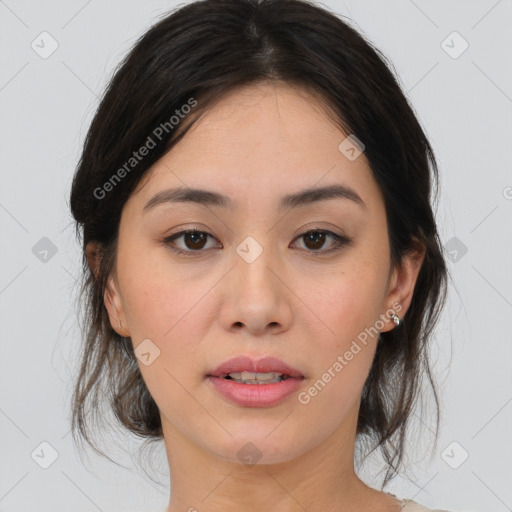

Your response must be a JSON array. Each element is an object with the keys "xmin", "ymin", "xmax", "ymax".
[{"xmin": 218, "ymin": 241, "xmax": 293, "ymax": 337}]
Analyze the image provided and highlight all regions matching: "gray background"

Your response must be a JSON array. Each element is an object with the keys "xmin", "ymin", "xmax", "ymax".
[{"xmin": 1, "ymin": 0, "xmax": 511, "ymax": 511}]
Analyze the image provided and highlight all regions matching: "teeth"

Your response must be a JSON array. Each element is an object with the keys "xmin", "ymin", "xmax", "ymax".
[
  {"xmin": 225, "ymin": 371, "xmax": 287, "ymax": 384},
  {"xmin": 229, "ymin": 371, "xmax": 283, "ymax": 380}
]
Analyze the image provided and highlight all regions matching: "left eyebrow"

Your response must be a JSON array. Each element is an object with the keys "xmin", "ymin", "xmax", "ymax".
[
  {"xmin": 280, "ymin": 184, "xmax": 367, "ymax": 211},
  {"xmin": 143, "ymin": 184, "xmax": 367, "ymax": 212}
]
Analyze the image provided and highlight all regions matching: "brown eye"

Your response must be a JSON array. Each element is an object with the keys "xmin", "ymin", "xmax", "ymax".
[
  {"xmin": 163, "ymin": 229, "xmax": 219, "ymax": 255},
  {"xmin": 182, "ymin": 231, "xmax": 208, "ymax": 250},
  {"xmin": 303, "ymin": 231, "xmax": 327, "ymax": 250},
  {"xmin": 163, "ymin": 228, "xmax": 351, "ymax": 257},
  {"xmin": 293, "ymin": 230, "xmax": 351, "ymax": 254}
]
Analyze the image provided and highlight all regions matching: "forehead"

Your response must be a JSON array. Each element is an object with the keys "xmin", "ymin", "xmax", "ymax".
[
  {"xmin": 176, "ymin": 82, "xmax": 343, "ymax": 162},
  {"xmin": 132, "ymin": 82, "xmax": 383, "ymax": 214}
]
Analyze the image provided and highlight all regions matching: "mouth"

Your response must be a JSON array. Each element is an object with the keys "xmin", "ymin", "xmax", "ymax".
[
  {"xmin": 206, "ymin": 356, "xmax": 305, "ymax": 407},
  {"xmin": 207, "ymin": 355, "xmax": 305, "ymax": 380}
]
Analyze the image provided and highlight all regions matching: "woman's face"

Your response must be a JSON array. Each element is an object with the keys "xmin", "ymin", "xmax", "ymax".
[{"xmin": 102, "ymin": 82, "xmax": 423, "ymax": 466}]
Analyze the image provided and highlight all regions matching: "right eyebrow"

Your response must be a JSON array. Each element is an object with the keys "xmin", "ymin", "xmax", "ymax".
[{"xmin": 143, "ymin": 187, "xmax": 232, "ymax": 212}]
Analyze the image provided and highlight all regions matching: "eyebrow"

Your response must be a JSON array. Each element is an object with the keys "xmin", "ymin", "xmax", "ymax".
[{"xmin": 143, "ymin": 184, "xmax": 367, "ymax": 212}]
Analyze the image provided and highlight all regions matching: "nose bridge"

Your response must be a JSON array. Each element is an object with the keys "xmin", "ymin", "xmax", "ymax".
[
  {"xmin": 233, "ymin": 233, "xmax": 279, "ymax": 296},
  {"xmin": 219, "ymin": 232, "xmax": 292, "ymax": 334}
]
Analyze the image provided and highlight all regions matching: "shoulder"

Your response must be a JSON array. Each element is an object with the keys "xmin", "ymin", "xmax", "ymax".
[{"xmin": 401, "ymin": 499, "xmax": 453, "ymax": 512}]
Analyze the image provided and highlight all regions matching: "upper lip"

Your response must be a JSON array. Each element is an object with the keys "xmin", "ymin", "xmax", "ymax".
[{"xmin": 208, "ymin": 356, "xmax": 304, "ymax": 378}]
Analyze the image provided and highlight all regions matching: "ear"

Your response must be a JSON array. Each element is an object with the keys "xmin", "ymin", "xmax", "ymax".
[
  {"xmin": 104, "ymin": 275, "xmax": 131, "ymax": 337},
  {"xmin": 85, "ymin": 241, "xmax": 130, "ymax": 337},
  {"xmin": 380, "ymin": 237, "xmax": 426, "ymax": 333}
]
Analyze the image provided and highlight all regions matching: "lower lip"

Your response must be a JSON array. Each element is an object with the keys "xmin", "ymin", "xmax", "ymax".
[{"xmin": 207, "ymin": 376, "xmax": 304, "ymax": 407}]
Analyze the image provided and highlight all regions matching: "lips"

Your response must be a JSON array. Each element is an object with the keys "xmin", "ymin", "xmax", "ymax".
[
  {"xmin": 207, "ymin": 356, "xmax": 304, "ymax": 379},
  {"xmin": 206, "ymin": 356, "xmax": 305, "ymax": 407}
]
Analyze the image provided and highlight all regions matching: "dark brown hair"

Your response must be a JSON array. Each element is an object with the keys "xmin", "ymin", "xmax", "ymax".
[{"xmin": 69, "ymin": 0, "xmax": 448, "ymax": 486}]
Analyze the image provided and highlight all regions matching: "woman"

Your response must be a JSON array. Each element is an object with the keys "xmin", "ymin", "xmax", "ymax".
[{"xmin": 69, "ymin": 0, "xmax": 452, "ymax": 510}]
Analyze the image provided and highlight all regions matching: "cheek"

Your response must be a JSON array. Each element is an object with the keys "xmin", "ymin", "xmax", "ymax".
[
  {"xmin": 297, "ymin": 282, "xmax": 379, "ymax": 424},
  {"xmin": 118, "ymin": 244, "xmax": 217, "ymax": 341},
  {"xmin": 309, "ymin": 265, "xmax": 386, "ymax": 346},
  {"xmin": 296, "ymin": 262, "xmax": 386, "ymax": 404},
  {"xmin": 117, "ymin": 251, "xmax": 223, "ymax": 396},
  {"xmin": 120, "ymin": 267, "xmax": 218, "ymax": 429}
]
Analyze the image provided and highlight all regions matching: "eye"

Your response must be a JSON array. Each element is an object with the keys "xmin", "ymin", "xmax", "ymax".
[
  {"xmin": 162, "ymin": 229, "xmax": 220, "ymax": 256},
  {"xmin": 292, "ymin": 229, "xmax": 352, "ymax": 255},
  {"xmin": 162, "ymin": 228, "xmax": 351, "ymax": 257}
]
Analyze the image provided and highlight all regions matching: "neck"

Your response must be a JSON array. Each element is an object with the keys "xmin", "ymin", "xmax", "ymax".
[{"xmin": 162, "ymin": 411, "xmax": 383, "ymax": 512}]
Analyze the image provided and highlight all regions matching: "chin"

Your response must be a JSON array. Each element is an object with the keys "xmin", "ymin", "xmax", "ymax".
[{"xmin": 205, "ymin": 429, "xmax": 310, "ymax": 467}]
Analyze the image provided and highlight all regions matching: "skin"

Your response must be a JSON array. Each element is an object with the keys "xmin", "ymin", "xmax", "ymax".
[{"xmin": 91, "ymin": 82, "xmax": 425, "ymax": 512}]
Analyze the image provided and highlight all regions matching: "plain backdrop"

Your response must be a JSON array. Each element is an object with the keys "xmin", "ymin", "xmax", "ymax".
[{"xmin": 1, "ymin": 1, "xmax": 511, "ymax": 511}]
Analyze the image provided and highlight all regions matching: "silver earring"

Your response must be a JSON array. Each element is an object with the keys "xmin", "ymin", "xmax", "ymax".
[
  {"xmin": 118, "ymin": 319, "xmax": 122, "ymax": 329},
  {"xmin": 391, "ymin": 313, "xmax": 401, "ymax": 326}
]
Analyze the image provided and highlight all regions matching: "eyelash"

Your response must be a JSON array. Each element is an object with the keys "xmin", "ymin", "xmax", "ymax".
[{"xmin": 161, "ymin": 228, "xmax": 352, "ymax": 257}]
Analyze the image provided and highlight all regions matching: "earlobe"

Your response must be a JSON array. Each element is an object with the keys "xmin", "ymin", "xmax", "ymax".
[{"xmin": 382, "ymin": 239, "xmax": 426, "ymax": 332}]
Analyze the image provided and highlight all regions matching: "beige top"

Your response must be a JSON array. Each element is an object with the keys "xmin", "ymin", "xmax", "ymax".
[{"xmin": 400, "ymin": 498, "xmax": 452, "ymax": 511}]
